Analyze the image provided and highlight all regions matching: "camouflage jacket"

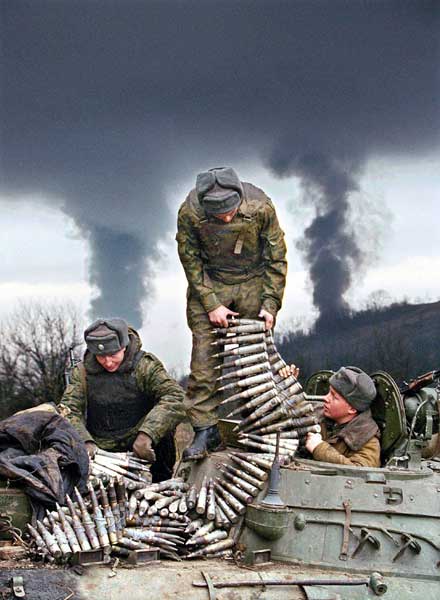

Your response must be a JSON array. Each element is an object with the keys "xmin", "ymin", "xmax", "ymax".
[
  {"xmin": 61, "ymin": 328, "xmax": 186, "ymax": 446},
  {"xmin": 176, "ymin": 182, "xmax": 287, "ymax": 316},
  {"xmin": 312, "ymin": 411, "xmax": 381, "ymax": 468}
]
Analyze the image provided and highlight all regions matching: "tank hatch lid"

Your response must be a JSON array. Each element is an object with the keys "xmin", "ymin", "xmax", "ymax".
[
  {"xmin": 304, "ymin": 370, "xmax": 333, "ymax": 397},
  {"xmin": 370, "ymin": 371, "xmax": 407, "ymax": 461}
]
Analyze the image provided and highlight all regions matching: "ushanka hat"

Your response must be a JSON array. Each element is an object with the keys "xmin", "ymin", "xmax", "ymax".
[
  {"xmin": 84, "ymin": 318, "xmax": 129, "ymax": 355},
  {"xmin": 329, "ymin": 366, "xmax": 376, "ymax": 412},
  {"xmin": 196, "ymin": 167, "xmax": 243, "ymax": 215}
]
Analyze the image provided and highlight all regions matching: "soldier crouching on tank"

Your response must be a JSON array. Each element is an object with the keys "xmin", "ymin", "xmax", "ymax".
[
  {"xmin": 61, "ymin": 318, "xmax": 186, "ymax": 481},
  {"xmin": 306, "ymin": 366, "xmax": 380, "ymax": 467},
  {"xmin": 176, "ymin": 166, "xmax": 287, "ymax": 460}
]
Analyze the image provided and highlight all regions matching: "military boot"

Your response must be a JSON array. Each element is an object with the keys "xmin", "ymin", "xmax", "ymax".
[{"xmin": 182, "ymin": 425, "xmax": 221, "ymax": 461}]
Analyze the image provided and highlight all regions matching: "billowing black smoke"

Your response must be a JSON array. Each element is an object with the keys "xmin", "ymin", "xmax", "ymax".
[
  {"xmin": 88, "ymin": 227, "xmax": 148, "ymax": 328},
  {"xmin": 1, "ymin": 1, "xmax": 439, "ymax": 326},
  {"xmin": 268, "ymin": 152, "xmax": 364, "ymax": 330}
]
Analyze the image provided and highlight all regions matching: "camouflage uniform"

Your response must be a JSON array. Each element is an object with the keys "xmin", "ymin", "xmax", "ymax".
[
  {"xmin": 62, "ymin": 328, "xmax": 186, "ymax": 479},
  {"xmin": 176, "ymin": 182, "xmax": 287, "ymax": 428}
]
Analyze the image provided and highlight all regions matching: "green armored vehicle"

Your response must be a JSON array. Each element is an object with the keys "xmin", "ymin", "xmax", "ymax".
[
  {"xmin": 234, "ymin": 369, "xmax": 440, "ymax": 598},
  {"xmin": 0, "ymin": 370, "xmax": 439, "ymax": 599}
]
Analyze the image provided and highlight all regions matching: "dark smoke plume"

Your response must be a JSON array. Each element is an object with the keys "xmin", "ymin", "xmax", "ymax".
[
  {"xmin": 268, "ymin": 152, "xmax": 364, "ymax": 330},
  {"xmin": 1, "ymin": 1, "xmax": 439, "ymax": 326},
  {"xmin": 88, "ymin": 227, "xmax": 148, "ymax": 328}
]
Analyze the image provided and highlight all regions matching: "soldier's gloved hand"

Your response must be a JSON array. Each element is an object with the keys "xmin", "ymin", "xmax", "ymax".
[
  {"xmin": 208, "ymin": 305, "xmax": 239, "ymax": 328},
  {"xmin": 258, "ymin": 308, "xmax": 274, "ymax": 331},
  {"xmin": 133, "ymin": 432, "xmax": 156, "ymax": 463},
  {"xmin": 85, "ymin": 442, "xmax": 98, "ymax": 459},
  {"xmin": 305, "ymin": 432, "xmax": 323, "ymax": 454}
]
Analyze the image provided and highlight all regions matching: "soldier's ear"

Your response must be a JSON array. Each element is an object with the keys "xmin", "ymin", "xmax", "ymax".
[{"xmin": 346, "ymin": 403, "xmax": 358, "ymax": 417}]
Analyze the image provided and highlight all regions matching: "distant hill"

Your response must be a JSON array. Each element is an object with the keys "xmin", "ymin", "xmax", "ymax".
[{"xmin": 276, "ymin": 300, "xmax": 440, "ymax": 385}]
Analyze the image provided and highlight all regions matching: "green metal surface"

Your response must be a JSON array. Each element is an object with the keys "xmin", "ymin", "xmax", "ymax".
[
  {"xmin": 245, "ymin": 504, "xmax": 290, "ymax": 541},
  {"xmin": 241, "ymin": 461, "xmax": 440, "ymax": 580},
  {"xmin": 370, "ymin": 371, "xmax": 407, "ymax": 460},
  {"xmin": 0, "ymin": 482, "xmax": 31, "ymax": 539},
  {"xmin": 304, "ymin": 370, "xmax": 333, "ymax": 397}
]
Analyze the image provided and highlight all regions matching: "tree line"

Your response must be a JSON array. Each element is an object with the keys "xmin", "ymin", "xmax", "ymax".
[
  {"xmin": 0, "ymin": 303, "xmax": 83, "ymax": 420},
  {"xmin": 276, "ymin": 299, "xmax": 440, "ymax": 385},
  {"xmin": 1, "ymin": 299, "xmax": 438, "ymax": 421}
]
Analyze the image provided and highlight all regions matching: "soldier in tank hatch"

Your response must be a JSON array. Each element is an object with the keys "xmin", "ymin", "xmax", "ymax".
[
  {"xmin": 61, "ymin": 318, "xmax": 186, "ymax": 481},
  {"xmin": 305, "ymin": 366, "xmax": 381, "ymax": 467},
  {"xmin": 176, "ymin": 166, "xmax": 287, "ymax": 460}
]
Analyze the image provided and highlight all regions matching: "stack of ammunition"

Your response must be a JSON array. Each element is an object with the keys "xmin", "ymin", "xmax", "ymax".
[
  {"xmin": 181, "ymin": 452, "xmax": 273, "ymax": 558},
  {"xmin": 122, "ymin": 475, "xmax": 234, "ymax": 559},
  {"xmin": 236, "ymin": 433, "xmax": 299, "ymax": 461},
  {"xmin": 28, "ymin": 447, "xmax": 276, "ymax": 563},
  {"xmin": 213, "ymin": 319, "xmax": 320, "ymax": 453},
  {"xmin": 122, "ymin": 450, "xmax": 274, "ymax": 560},
  {"xmin": 125, "ymin": 477, "xmax": 190, "ymax": 524},
  {"xmin": 30, "ymin": 476, "xmax": 190, "ymax": 562},
  {"xmin": 29, "ymin": 477, "xmax": 127, "ymax": 562},
  {"xmin": 120, "ymin": 477, "xmax": 193, "ymax": 559},
  {"xmin": 89, "ymin": 449, "xmax": 152, "ymax": 488},
  {"xmin": 183, "ymin": 518, "xmax": 235, "ymax": 559}
]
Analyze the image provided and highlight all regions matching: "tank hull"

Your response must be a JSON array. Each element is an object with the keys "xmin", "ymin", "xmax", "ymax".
[{"xmin": 1, "ymin": 451, "xmax": 439, "ymax": 598}]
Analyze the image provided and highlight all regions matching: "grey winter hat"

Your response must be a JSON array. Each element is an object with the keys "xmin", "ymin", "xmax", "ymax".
[
  {"xmin": 329, "ymin": 366, "xmax": 376, "ymax": 412},
  {"xmin": 196, "ymin": 167, "xmax": 243, "ymax": 215},
  {"xmin": 84, "ymin": 318, "xmax": 129, "ymax": 355}
]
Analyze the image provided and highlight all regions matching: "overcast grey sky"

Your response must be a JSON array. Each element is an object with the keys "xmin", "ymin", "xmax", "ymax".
[{"xmin": 1, "ymin": 1, "xmax": 439, "ymax": 371}]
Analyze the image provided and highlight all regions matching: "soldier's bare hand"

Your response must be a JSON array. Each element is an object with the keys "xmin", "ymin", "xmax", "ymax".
[
  {"xmin": 85, "ymin": 442, "xmax": 98, "ymax": 459},
  {"xmin": 305, "ymin": 432, "xmax": 323, "ymax": 454},
  {"xmin": 133, "ymin": 432, "xmax": 156, "ymax": 463},
  {"xmin": 208, "ymin": 305, "xmax": 239, "ymax": 328},
  {"xmin": 258, "ymin": 308, "xmax": 274, "ymax": 330},
  {"xmin": 279, "ymin": 363, "xmax": 300, "ymax": 379}
]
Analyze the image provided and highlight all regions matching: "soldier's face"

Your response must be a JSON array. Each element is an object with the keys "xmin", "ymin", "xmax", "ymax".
[
  {"xmin": 323, "ymin": 386, "xmax": 357, "ymax": 423},
  {"xmin": 213, "ymin": 207, "xmax": 238, "ymax": 223},
  {"xmin": 95, "ymin": 348, "xmax": 126, "ymax": 372}
]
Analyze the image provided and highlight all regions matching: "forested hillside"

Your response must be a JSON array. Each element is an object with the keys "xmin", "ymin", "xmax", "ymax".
[{"xmin": 276, "ymin": 300, "xmax": 440, "ymax": 385}]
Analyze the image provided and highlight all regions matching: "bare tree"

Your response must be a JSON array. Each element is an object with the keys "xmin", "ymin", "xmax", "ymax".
[
  {"xmin": 364, "ymin": 289, "xmax": 392, "ymax": 312},
  {"xmin": 0, "ymin": 302, "xmax": 83, "ymax": 419}
]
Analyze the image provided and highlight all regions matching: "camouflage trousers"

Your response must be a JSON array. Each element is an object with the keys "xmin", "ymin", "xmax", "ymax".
[{"xmin": 185, "ymin": 276, "xmax": 265, "ymax": 428}]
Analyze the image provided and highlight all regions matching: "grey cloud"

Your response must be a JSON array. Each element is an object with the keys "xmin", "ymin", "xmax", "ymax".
[{"xmin": 1, "ymin": 0, "xmax": 439, "ymax": 326}]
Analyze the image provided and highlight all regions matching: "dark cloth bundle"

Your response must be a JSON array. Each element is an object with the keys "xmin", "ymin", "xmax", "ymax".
[{"xmin": 0, "ymin": 407, "xmax": 89, "ymax": 521}]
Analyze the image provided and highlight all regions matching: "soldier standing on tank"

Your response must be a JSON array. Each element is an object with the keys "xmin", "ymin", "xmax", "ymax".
[
  {"xmin": 176, "ymin": 167, "xmax": 287, "ymax": 460},
  {"xmin": 61, "ymin": 318, "xmax": 186, "ymax": 481}
]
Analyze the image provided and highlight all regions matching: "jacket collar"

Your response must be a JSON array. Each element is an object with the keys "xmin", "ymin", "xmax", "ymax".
[{"xmin": 326, "ymin": 409, "xmax": 380, "ymax": 452}]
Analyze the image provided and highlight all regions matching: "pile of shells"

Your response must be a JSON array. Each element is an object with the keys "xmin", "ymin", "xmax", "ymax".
[
  {"xmin": 89, "ymin": 448, "xmax": 152, "ymax": 487},
  {"xmin": 28, "ymin": 450, "xmax": 273, "ymax": 562}
]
